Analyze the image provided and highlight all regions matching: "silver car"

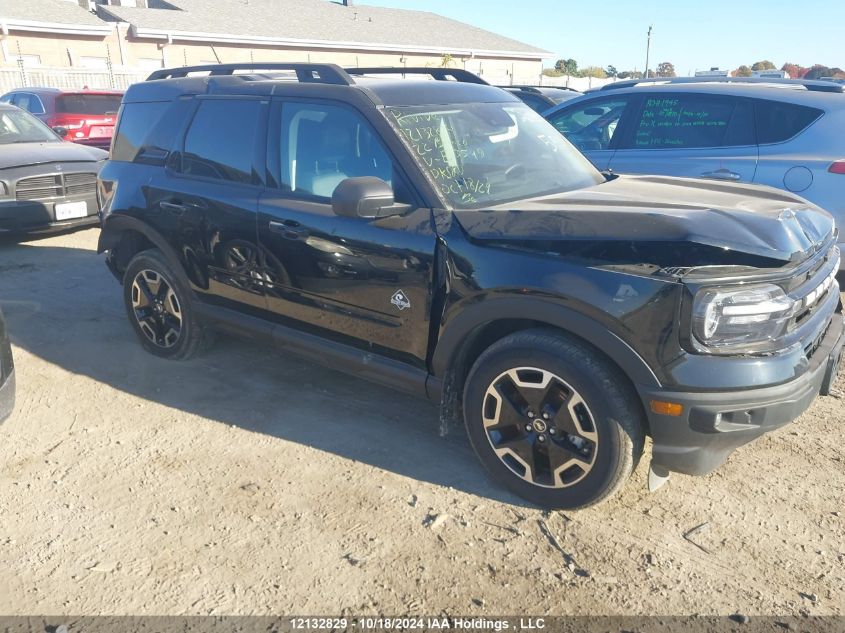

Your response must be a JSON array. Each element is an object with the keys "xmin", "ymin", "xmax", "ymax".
[{"xmin": 544, "ymin": 78, "xmax": 845, "ymax": 269}]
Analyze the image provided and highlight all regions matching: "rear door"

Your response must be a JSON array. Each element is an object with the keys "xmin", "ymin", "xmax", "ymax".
[
  {"xmin": 608, "ymin": 92, "xmax": 759, "ymax": 183},
  {"xmin": 256, "ymin": 98, "xmax": 436, "ymax": 365},
  {"xmin": 144, "ymin": 96, "xmax": 268, "ymax": 313},
  {"xmin": 545, "ymin": 95, "xmax": 635, "ymax": 170}
]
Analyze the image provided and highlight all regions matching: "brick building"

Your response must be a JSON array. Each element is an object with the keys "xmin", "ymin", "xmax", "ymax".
[{"xmin": 0, "ymin": 0, "xmax": 552, "ymax": 89}]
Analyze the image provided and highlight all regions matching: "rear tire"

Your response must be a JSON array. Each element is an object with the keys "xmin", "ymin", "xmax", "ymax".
[
  {"xmin": 462, "ymin": 328, "xmax": 644, "ymax": 509},
  {"xmin": 122, "ymin": 249, "xmax": 211, "ymax": 360}
]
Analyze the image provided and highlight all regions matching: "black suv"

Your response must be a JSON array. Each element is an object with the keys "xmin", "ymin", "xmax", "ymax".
[{"xmin": 97, "ymin": 63, "xmax": 844, "ymax": 509}]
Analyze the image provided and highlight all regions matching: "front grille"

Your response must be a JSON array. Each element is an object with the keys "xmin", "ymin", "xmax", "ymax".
[
  {"xmin": 785, "ymin": 245, "xmax": 840, "ymax": 359},
  {"xmin": 789, "ymin": 246, "xmax": 839, "ymax": 327},
  {"xmin": 15, "ymin": 175, "xmax": 62, "ymax": 200},
  {"xmin": 15, "ymin": 172, "xmax": 97, "ymax": 201},
  {"xmin": 64, "ymin": 173, "xmax": 97, "ymax": 197}
]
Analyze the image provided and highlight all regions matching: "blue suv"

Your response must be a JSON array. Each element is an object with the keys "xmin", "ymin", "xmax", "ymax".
[{"xmin": 544, "ymin": 77, "xmax": 845, "ymax": 271}]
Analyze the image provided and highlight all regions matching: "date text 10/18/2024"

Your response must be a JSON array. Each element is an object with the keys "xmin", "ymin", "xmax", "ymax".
[{"xmin": 290, "ymin": 617, "xmax": 548, "ymax": 631}]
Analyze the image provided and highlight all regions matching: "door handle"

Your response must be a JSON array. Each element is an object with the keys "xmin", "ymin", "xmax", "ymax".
[
  {"xmin": 269, "ymin": 220, "xmax": 309, "ymax": 240},
  {"xmin": 701, "ymin": 169, "xmax": 742, "ymax": 182},
  {"xmin": 159, "ymin": 200, "xmax": 189, "ymax": 215}
]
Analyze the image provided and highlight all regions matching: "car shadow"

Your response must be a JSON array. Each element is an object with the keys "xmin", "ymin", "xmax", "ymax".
[{"xmin": 0, "ymin": 237, "xmax": 527, "ymax": 507}]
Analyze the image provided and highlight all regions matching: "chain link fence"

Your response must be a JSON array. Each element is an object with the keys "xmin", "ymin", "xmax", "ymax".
[{"xmin": 0, "ymin": 66, "xmax": 148, "ymax": 93}]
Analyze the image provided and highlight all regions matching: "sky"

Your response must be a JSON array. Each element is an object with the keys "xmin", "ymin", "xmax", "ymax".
[{"xmin": 359, "ymin": 0, "xmax": 844, "ymax": 75}]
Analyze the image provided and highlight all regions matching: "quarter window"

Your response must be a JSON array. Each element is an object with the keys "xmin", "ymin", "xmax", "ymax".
[
  {"xmin": 182, "ymin": 99, "xmax": 261, "ymax": 184},
  {"xmin": 546, "ymin": 98, "xmax": 629, "ymax": 151},
  {"xmin": 111, "ymin": 101, "xmax": 170, "ymax": 162},
  {"xmin": 755, "ymin": 100, "xmax": 822, "ymax": 145}
]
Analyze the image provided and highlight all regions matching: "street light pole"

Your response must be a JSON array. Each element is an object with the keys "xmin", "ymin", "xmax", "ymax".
[{"xmin": 644, "ymin": 25, "xmax": 653, "ymax": 79}]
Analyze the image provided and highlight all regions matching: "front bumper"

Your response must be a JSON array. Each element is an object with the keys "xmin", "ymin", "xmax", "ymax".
[
  {"xmin": 0, "ymin": 195, "xmax": 99, "ymax": 233},
  {"xmin": 642, "ymin": 312, "xmax": 845, "ymax": 476}
]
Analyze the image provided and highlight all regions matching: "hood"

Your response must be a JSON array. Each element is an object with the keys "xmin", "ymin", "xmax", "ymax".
[
  {"xmin": 455, "ymin": 175, "xmax": 835, "ymax": 265},
  {"xmin": 0, "ymin": 142, "xmax": 107, "ymax": 170}
]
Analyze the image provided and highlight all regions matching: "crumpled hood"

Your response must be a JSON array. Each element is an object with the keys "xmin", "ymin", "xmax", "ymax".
[
  {"xmin": 0, "ymin": 142, "xmax": 107, "ymax": 170},
  {"xmin": 454, "ymin": 175, "xmax": 835, "ymax": 263}
]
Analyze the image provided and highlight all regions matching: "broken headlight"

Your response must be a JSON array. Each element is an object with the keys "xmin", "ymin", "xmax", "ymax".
[{"xmin": 692, "ymin": 284, "xmax": 795, "ymax": 353}]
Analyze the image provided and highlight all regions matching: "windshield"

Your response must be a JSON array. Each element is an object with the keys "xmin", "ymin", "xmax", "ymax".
[
  {"xmin": 387, "ymin": 102, "xmax": 603, "ymax": 209},
  {"xmin": 56, "ymin": 94, "xmax": 122, "ymax": 115},
  {"xmin": 0, "ymin": 108, "xmax": 58, "ymax": 144}
]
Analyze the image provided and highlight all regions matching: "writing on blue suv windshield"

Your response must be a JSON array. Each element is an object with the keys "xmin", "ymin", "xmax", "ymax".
[{"xmin": 387, "ymin": 102, "xmax": 603, "ymax": 209}]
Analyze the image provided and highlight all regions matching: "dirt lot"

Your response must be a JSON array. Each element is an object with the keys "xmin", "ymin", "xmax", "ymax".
[{"xmin": 0, "ymin": 227, "xmax": 843, "ymax": 617}]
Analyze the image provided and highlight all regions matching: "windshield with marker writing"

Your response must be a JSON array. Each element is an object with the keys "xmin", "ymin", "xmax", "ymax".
[{"xmin": 387, "ymin": 102, "xmax": 602, "ymax": 209}]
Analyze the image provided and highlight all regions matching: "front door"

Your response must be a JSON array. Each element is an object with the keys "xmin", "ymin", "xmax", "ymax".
[{"xmin": 256, "ymin": 99, "xmax": 436, "ymax": 365}]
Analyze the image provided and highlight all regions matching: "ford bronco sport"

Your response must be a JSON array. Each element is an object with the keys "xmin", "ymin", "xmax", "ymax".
[{"xmin": 97, "ymin": 64, "xmax": 844, "ymax": 509}]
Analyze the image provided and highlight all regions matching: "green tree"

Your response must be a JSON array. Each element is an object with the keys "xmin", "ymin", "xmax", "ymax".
[
  {"xmin": 554, "ymin": 58, "xmax": 579, "ymax": 76},
  {"xmin": 605, "ymin": 64, "xmax": 618, "ymax": 78},
  {"xmin": 733, "ymin": 65, "xmax": 753, "ymax": 77},
  {"xmin": 439, "ymin": 54, "xmax": 454, "ymax": 68},
  {"xmin": 656, "ymin": 61, "xmax": 676, "ymax": 77},
  {"xmin": 581, "ymin": 66, "xmax": 607, "ymax": 79},
  {"xmin": 617, "ymin": 70, "xmax": 632, "ymax": 79},
  {"xmin": 751, "ymin": 60, "xmax": 777, "ymax": 71}
]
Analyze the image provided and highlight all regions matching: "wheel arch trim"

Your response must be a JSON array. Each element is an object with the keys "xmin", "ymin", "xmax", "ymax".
[
  {"xmin": 98, "ymin": 215, "xmax": 194, "ymax": 291},
  {"xmin": 430, "ymin": 296, "xmax": 662, "ymax": 390}
]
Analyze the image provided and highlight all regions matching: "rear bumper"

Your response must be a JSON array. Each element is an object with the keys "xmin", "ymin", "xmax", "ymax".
[
  {"xmin": 642, "ymin": 313, "xmax": 845, "ymax": 476},
  {"xmin": 0, "ymin": 195, "xmax": 99, "ymax": 233},
  {"xmin": 73, "ymin": 138, "xmax": 112, "ymax": 150}
]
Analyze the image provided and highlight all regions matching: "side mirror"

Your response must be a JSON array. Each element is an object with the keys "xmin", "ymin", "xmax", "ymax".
[
  {"xmin": 51, "ymin": 126, "xmax": 68, "ymax": 137},
  {"xmin": 332, "ymin": 177, "xmax": 397, "ymax": 219},
  {"xmin": 583, "ymin": 107, "xmax": 607, "ymax": 116}
]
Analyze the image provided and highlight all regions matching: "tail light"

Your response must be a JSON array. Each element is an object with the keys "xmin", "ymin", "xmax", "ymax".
[
  {"xmin": 47, "ymin": 116, "xmax": 85, "ymax": 139},
  {"xmin": 828, "ymin": 160, "xmax": 845, "ymax": 175}
]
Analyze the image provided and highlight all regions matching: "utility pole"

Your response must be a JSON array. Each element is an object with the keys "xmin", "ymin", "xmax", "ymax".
[{"xmin": 644, "ymin": 25, "xmax": 653, "ymax": 79}]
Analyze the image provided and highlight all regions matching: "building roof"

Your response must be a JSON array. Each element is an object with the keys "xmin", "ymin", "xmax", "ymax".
[
  {"xmin": 98, "ymin": 0, "xmax": 551, "ymax": 59},
  {"xmin": 0, "ymin": 0, "xmax": 113, "ymax": 33}
]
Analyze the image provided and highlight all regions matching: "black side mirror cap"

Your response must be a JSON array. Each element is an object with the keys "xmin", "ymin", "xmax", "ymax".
[
  {"xmin": 51, "ymin": 126, "xmax": 68, "ymax": 137},
  {"xmin": 332, "ymin": 177, "xmax": 397, "ymax": 219}
]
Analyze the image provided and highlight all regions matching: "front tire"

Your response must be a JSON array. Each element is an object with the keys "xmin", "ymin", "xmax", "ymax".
[
  {"xmin": 463, "ymin": 329, "xmax": 645, "ymax": 509},
  {"xmin": 122, "ymin": 249, "xmax": 211, "ymax": 360}
]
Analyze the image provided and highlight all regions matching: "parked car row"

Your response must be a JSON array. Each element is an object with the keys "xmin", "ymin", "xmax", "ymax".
[{"xmin": 1, "ymin": 87, "xmax": 122, "ymax": 149}]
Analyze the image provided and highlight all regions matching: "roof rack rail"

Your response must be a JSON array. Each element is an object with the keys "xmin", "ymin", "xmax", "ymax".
[
  {"xmin": 146, "ymin": 63, "xmax": 355, "ymax": 85},
  {"xmin": 345, "ymin": 67, "xmax": 489, "ymax": 85},
  {"xmin": 502, "ymin": 85, "xmax": 580, "ymax": 92},
  {"xmin": 597, "ymin": 76, "xmax": 845, "ymax": 93}
]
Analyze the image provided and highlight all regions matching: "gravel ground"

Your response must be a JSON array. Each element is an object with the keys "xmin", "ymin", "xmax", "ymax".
[{"xmin": 0, "ymin": 227, "xmax": 843, "ymax": 616}]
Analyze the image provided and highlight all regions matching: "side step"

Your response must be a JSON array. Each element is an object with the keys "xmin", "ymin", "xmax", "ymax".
[{"xmin": 194, "ymin": 301, "xmax": 430, "ymax": 398}]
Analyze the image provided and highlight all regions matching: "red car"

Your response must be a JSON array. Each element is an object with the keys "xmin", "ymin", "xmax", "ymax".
[{"xmin": 0, "ymin": 87, "xmax": 123, "ymax": 149}]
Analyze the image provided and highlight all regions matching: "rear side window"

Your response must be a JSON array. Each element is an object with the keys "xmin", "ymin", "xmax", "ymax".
[
  {"xmin": 56, "ymin": 93, "xmax": 122, "ymax": 114},
  {"xmin": 755, "ymin": 100, "xmax": 822, "ymax": 144},
  {"xmin": 628, "ymin": 95, "xmax": 755, "ymax": 149},
  {"xmin": 181, "ymin": 99, "xmax": 261, "ymax": 184},
  {"xmin": 111, "ymin": 101, "xmax": 170, "ymax": 162},
  {"xmin": 14, "ymin": 93, "xmax": 45, "ymax": 115},
  {"xmin": 517, "ymin": 93, "xmax": 552, "ymax": 113}
]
